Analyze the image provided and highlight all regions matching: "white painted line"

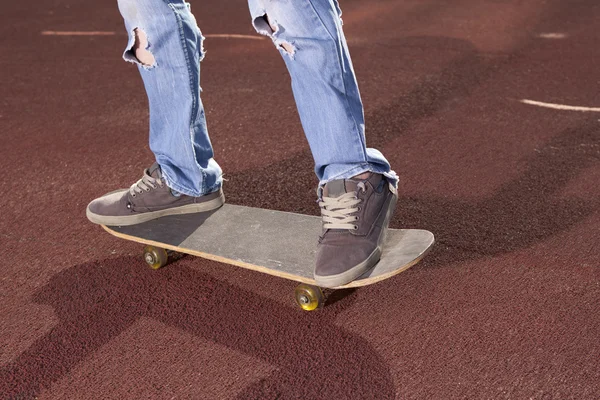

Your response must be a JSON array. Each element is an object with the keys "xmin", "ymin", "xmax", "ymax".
[
  {"xmin": 537, "ymin": 33, "xmax": 568, "ymax": 39},
  {"xmin": 520, "ymin": 99, "xmax": 600, "ymax": 112},
  {"xmin": 41, "ymin": 31, "xmax": 116, "ymax": 36}
]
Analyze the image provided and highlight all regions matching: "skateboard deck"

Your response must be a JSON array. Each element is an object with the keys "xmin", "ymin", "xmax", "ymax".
[{"xmin": 102, "ymin": 204, "xmax": 434, "ymax": 290}]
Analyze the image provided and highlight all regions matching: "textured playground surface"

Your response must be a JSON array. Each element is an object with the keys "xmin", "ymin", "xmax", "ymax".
[{"xmin": 1, "ymin": 0, "xmax": 599, "ymax": 398}]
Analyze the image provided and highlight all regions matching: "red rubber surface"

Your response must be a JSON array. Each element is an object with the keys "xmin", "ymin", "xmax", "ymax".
[{"xmin": 1, "ymin": 0, "xmax": 599, "ymax": 398}]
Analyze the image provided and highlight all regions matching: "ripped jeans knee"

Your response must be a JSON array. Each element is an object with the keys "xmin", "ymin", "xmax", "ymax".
[
  {"xmin": 117, "ymin": 0, "xmax": 158, "ymax": 69},
  {"xmin": 125, "ymin": 27, "xmax": 156, "ymax": 69},
  {"xmin": 117, "ymin": 0, "xmax": 205, "ymax": 70},
  {"xmin": 252, "ymin": 13, "xmax": 296, "ymax": 58}
]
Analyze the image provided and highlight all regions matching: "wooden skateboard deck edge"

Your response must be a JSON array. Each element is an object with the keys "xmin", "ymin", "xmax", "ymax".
[{"xmin": 101, "ymin": 225, "xmax": 434, "ymax": 289}]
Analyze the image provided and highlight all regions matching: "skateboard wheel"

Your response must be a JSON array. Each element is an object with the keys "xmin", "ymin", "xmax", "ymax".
[
  {"xmin": 294, "ymin": 284, "xmax": 324, "ymax": 311},
  {"xmin": 143, "ymin": 245, "xmax": 168, "ymax": 270}
]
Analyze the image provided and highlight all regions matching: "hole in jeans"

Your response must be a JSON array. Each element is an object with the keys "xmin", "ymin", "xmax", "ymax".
[
  {"xmin": 252, "ymin": 14, "xmax": 296, "ymax": 57},
  {"xmin": 132, "ymin": 28, "xmax": 156, "ymax": 67}
]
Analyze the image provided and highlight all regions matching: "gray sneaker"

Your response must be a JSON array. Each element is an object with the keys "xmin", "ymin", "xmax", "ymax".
[
  {"xmin": 86, "ymin": 163, "xmax": 225, "ymax": 226},
  {"xmin": 314, "ymin": 173, "xmax": 398, "ymax": 288}
]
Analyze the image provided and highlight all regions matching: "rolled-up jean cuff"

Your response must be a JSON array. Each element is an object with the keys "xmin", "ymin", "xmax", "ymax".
[
  {"xmin": 319, "ymin": 163, "xmax": 399, "ymax": 188},
  {"xmin": 161, "ymin": 169, "xmax": 222, "ymax": 197}
]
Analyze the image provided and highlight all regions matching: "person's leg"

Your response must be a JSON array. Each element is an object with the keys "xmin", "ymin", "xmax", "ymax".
[
  {"xmin": 248, "ymin": 0, "xmax": 398, "ymax": 288},
  {"xmin": 86, "ymin": 0, "xmax": 224, "ymax": 226},
  {"xmin": 119, "ymin": 0, "xmax": 221, "ymax": 196},
  {"xmin": 248, "ymin": 0, "xmax": 397, "ymax": 186}
]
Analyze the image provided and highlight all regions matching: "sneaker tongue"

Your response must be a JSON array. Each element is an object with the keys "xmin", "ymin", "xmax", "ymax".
[
  {"xmin": 323, "ymin": 179, "xmax": 359, "ymax": 198},
  {"xmin": 147, "ymin": 163, "xmax": 163, "ymax": 179}
]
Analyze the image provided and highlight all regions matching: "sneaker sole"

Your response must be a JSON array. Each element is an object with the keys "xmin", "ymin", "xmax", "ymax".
[
  {"xmin": 86, "ymin": 190, "xmax": 225, "ymax": 226},
  {"xmin": 314, "ymin": 188, "xmax": 398, "ymax": 288}
]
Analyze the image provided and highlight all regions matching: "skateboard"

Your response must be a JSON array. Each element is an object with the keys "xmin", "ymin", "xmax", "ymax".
[{"xmin": 102, "ymin": 204, "xmax": 434, "ymax": 311}]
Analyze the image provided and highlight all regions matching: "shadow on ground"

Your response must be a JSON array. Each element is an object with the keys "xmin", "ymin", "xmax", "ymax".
[{"xmin": 0, "ymin": 258, "xmax": 395, "ymax": 399}]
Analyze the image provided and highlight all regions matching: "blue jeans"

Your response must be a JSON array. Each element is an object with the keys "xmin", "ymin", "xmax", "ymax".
[{"xmin": 117, "ymin": 0, "xmax": 397, "ymax": 196}]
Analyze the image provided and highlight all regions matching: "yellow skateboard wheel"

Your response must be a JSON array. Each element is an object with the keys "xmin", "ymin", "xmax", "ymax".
[
  {"xmin": 143, "ymin": 245, "xmax": 168, "ymax": 270},
  {"xmin": 294, "ymin": 284, "xmax": 324, "ymax": 311}
]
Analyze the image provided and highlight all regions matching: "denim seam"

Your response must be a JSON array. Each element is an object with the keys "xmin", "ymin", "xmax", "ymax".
[
  {"xmin": 169, "ymin": 1, "xmax": 205, "ymax": 195},
  {"xmin": 306, "ymin": 0, "xmax": 368, "ymax": 163}
]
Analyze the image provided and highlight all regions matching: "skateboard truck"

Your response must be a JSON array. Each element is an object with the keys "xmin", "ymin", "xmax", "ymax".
[{"xmin": 142, "ymin": 244, "xmax": 327, "ymax": 311}]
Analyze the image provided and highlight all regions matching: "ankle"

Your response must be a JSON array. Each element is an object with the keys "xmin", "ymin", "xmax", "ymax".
[{"xmin": 352, "ymin": 172, "xmax": 371, "ymax": 180}]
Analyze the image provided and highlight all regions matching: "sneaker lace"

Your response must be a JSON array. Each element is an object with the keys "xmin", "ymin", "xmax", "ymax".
[
  {"xmin": 129, "ymin": 171, "xmax": 163, "ymax": 197},
  {"xmin": 319, "ymin": 183, "xmax": 365, "ymax": 230}
]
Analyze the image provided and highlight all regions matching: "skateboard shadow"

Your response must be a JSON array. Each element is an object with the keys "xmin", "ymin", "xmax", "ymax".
[{"xmin": 0, "ymin": 258, "xmax": 394, "ymax": 399}]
